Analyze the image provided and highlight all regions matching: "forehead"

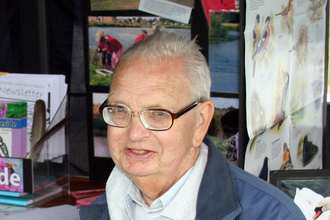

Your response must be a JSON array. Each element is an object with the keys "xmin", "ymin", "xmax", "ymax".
[{"xmin": 109, "ymin": 58, "xmax": 191, "ymax": 106}]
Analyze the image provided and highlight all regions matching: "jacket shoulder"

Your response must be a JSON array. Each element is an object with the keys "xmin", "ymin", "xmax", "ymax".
[
  {"xmin": 79, "ymin": 194, "xmax": 110, "ymax": 220},
  {"xmin": 230, "ymin": 164, "xmax": 305, "ymax": 219}
]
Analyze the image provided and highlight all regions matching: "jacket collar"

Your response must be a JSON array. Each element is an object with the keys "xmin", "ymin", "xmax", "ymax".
[{"xmin": 195, "ymin": 138, "xmax": 242, "ymax": 220}]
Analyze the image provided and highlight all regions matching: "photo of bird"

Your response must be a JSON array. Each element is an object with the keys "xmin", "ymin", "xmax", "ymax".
[
  {"xmin": 279, "ymin": 143, "xmax": 294, "ymax": 170},
  {"xmin": 258, "ymin": 157, "xmax": 268, "ymax": 181},
  {"xmin": 297, "ymin": 135, "xmax": 318, "ymax": 166},
  {"xmin": 290, "ymin": 24, "xmax": 309, "ymax": 68},
  {"xmin": 313, "ymin": 197, "xmax": 330, "ymax": 219},
  {"xmin": 252, "ymin": 14, "xmax": 260, "ymax": 77},
  {"xmin": 294, "ymin": 188, "xmax": 329, "ymax": 220},
  {"xmin": 308, "ymin": 0, "xmax": 327, "ymax": 21},
  {"xmin": 276, "ymin": 0, "xmax": 294, "ymax": 34},
  {"xmin": 302, "ymin": 135, "xmax": 318, "ymax": 166},
  {"xmin": 252, "ymin": 16, "xmax": 271, "ymax": 61},
  {"xmin": 276, "ymin": 0, "xmax": 293, "ymax": 17}
]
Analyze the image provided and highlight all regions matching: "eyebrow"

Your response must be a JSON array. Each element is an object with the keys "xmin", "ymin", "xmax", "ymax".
[{"xmin": 107, "ymin": 101, "xmax": 171, "ymax": 110}]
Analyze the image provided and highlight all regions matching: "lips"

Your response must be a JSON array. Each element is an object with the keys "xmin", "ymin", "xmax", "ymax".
[
  {"xmin": 131, "ymin": 149, "xmax": 148, "ymax": 154},
  {"xmin": 126, "ymin": 148, "xmax": 154, "ymax": 158}
]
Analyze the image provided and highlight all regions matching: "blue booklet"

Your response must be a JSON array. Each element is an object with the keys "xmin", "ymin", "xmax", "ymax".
[{"xmin": 0, "ymin": 157, "xmax": 32, "ymax": 194}]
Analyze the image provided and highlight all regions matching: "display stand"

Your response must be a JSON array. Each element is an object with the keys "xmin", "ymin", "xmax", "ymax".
[{"xmin": 0, "ymin": 96, "xmax": 70, "ymax": 206}]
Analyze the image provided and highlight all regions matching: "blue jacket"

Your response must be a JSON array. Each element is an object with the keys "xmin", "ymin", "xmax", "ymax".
[{"xmin": 80, "ymin": 139, "xmax": 305, "ymax": 219}]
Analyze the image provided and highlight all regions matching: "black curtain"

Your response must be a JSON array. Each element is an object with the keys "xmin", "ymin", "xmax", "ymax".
[{"xmin": 0, "ymin": 0, "xmax": 89, "ymax": 176}]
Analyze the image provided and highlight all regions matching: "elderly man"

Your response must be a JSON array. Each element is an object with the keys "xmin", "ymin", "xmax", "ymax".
[{"xmin": 80, "ymin": 32, "xmax": 305, "ymax": 219}]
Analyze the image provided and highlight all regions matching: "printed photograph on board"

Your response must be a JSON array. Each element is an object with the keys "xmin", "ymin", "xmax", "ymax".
[
  {"xmin": 270, "ymin": 170, "xmax": 330, "ymax": 220},
  {"xmin": 207, "ymin": 97, "xmax": 239, "ymax": 165},
  {"xmin": 88, "ymin": 16, "xmax": 190, "ymax": 86},
  {"xmin": 92, "ymin": 93, "xmax": 110, "ymax": 158},
  {"xmin": 209, "ymin": 11, "xmax": 240, "ymax": 93}
]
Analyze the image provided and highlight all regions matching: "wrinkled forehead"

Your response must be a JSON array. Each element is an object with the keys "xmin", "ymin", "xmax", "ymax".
[
  {"xmin": 113, "ymin": 57, "xmax": 189, "ymax": 84},
  {"xmin": 109, "ymin": 58, "xmax": 193, "ymax": 102}
]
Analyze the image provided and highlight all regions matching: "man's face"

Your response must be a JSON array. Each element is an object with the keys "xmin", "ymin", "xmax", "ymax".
[{"xmin": 107, "ymin": 58, "xmax": 200, "ymax": 182}]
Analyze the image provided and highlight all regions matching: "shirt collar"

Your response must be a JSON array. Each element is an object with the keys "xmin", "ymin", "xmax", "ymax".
[
  {"xmin": 125, "ymin": 166, "xmax": 193, "ymax": 219},
  {"xmin": 160, "ymin": 143, "xmax": 208, "ymax": 219}
]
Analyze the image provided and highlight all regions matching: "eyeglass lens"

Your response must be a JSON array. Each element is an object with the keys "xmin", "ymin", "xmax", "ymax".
[
  {"xmin": 101, "ymin": 101, "xmax": 198, "ymax": 130},
  {"xmin": 105, "ymin": 106, "xmax": 173, "ymax": 130},
  {"xmin": 110, "ymin": 106, "xmax": 130, "ymax": 126},
  {"xmin": 141, "ymin": 110, "xmax": 172, "ymax": 129}
]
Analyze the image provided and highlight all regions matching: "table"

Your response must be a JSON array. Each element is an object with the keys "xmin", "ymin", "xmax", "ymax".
[{"xmin": 41, "ymin": 177, "xmax": 106, "ymax": 207}]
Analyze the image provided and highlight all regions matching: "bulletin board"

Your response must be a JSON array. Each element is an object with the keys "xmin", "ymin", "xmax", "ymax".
[{"xmin": 84, "ymin": 0, "xmax": 247, "ymax": 182}]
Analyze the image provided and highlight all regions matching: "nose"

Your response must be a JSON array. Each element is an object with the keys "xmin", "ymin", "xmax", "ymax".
[{"xmin": 127, "ymin": 114, "xmax": 150, "ymax": 142}]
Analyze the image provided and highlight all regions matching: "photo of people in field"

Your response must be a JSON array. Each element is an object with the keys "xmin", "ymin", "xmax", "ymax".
[{"xmin": 88, "ymin": 16, "xmax": 190, "ymax": 86}]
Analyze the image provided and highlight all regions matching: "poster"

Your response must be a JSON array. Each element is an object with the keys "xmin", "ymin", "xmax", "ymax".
[{"xmin": 243, "ymin": 0, "xmax": 326, "ymax": 178}]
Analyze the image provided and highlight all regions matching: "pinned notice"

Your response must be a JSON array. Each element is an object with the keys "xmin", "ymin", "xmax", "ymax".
[{"xmin": 139, "ymin": 0, "xmax": 192, "ymax": 24}]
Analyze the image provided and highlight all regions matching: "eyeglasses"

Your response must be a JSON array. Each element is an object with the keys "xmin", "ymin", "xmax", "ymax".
[{"xmin": 99, "ymin": 100, "xmax": 199, "ymax": 131}]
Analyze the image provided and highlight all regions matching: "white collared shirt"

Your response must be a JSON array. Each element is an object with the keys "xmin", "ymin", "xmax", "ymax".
[
  {"xmin": 125, "ymin": 168, "xmax": 192, "ymax": 220},
  {"xmin": 106, "ymin": 143, "xmax": 208, "ymax": 220}
]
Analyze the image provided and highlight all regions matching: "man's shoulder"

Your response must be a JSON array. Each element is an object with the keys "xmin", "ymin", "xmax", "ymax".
[
  {"xmin": 229, "ymin": 164, "xmax": 305, "ymax": 219},
  {"xmin": 79, "ymin": 194, "xmax": 110, "ymax": 220},
  {"xmin": 201, "ymin": 138, "xmax": 305, "ymax": 219},
  {"xmin": 230, "ymin": 163, "xmax": 286, "ymax": 200}
]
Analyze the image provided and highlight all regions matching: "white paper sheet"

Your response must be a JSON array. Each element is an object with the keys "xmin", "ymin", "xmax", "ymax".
[{"xmin": 0, "ymin": 205, "xmax": 79, "ymax": 220}]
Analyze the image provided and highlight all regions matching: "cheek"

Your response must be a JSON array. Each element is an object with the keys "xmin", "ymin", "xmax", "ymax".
[
  {"xmin": 159, "ymin": 122, "xmax": 195, "ymax": 158},
  {"xmin": 174, "ymin": 116, "xmax": 197, "ymax": 143},
  {"xmin": 107, "ymin": 127, "xmax": 124, "ymax": 153}
]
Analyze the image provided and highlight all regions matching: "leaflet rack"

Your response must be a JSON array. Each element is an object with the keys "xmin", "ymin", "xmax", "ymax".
[{"xmin": 0, "ymin": 96, "xmax": 70, "ymax": 206}]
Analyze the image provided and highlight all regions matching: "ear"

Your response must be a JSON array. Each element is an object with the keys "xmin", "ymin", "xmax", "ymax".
[{"xmin": 192, "ymin": 100, "xmax": 215, "ymax": 147}]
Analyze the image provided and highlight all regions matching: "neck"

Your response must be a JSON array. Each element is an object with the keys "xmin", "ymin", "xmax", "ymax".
[
  {"xmin": 130, "ymin": 147, "xmax": 200, "ymax": 206},
  {"xmin": 134, "ymin": 176, "xmax": 171, "ymax": 206}
]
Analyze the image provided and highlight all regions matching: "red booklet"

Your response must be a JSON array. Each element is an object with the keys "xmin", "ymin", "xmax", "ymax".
[{"xmin": 70, "ymin": 189, "xmax": 105, "ymax": 199}]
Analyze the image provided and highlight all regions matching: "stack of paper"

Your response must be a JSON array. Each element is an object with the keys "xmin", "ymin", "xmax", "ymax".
[{"xmin": 0, "ymin": 73, "xmax": 68, "ymax": 160}]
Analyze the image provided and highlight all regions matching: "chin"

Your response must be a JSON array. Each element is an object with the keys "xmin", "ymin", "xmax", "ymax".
[
  {"xmin": 121, "ymin": 161, "xmax": 157, "ymax": 177},
  {"xmin": 126, "ymin": 169, "xmax": 157, "ymax": 179}
]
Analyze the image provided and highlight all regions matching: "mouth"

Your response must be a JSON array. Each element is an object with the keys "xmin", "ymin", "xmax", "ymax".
[
  {"xmin": 131, "ymin": 149, "xmax": 148, "ymax": 154},
  {"xmin": 126, "ymin": 148, "xmax": 154, "ymax": 158}
]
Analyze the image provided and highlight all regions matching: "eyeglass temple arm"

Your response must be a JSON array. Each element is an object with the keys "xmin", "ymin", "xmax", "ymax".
[
  {"xmin": 99, "ymin": 99, "xmax": 109, "ymax": 114},
  {"xmin": 172, "ymin": 101, "xmax": 199, "ymax": 119}
]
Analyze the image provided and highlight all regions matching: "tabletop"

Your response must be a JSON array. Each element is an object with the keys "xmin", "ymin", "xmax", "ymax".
[{"xmin": 41, "ymin": 176, "xmax": 106, "ymax": 207}]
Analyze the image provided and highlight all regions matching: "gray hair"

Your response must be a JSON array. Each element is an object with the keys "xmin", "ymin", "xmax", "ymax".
[{"xmin": 116, "ymin": 31, "xmax": 211, "ymax": 101}]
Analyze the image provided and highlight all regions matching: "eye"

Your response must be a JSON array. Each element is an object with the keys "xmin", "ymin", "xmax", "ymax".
[
  {"xmin": 111, "ymin": 106, "xmax": 128, "ymax": 122},
  {"xmin": 154, "ymin": 111, "xmax": 166, "ymax": 117},
  {"xmin": 115, "ymin": 107, "xmax": 125, "ymax": 113},
  {"xmin": 111, "ymin": 106, "xmax": 128, "ymax": 118},
  {"xmin": 147, "ymin": 110, "xmax": 171, "ymax": 121}
]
